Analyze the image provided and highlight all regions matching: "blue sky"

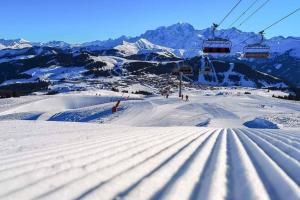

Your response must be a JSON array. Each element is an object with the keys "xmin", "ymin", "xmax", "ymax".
[{"xmin": 0, "ymin": 0, "xmax": 299, "ymax": 43}]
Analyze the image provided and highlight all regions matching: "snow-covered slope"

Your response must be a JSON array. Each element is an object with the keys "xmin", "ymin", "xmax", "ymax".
[
  {"xmin": 0, "ymin": 48, "xmax": 288, "ymax": 90},
  {"xmin": 0, "ymin": 89, "xmax": 300, "ymax": 200},
  {"xmin": 196, "ymin": 58, "xmax": 287, "ymax": 88},
  {"xmin": 1, "ymin": 88, "xmax": 299, "ymax": 128},
  {"xmin": 1, "ymin": 121, "xmax": 299, "ymax": 200}
]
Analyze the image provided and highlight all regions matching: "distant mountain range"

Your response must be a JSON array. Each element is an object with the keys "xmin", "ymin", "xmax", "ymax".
[
  {"xmin": 1, "ymin": 23, "xmax": 300, "ymax": 58},
  {"xmin": 0, "ymin": 23, "xmax": 299, "ymax": 91}
]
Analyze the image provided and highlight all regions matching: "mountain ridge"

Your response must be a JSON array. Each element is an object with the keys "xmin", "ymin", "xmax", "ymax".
[
  {"xmin": 0, "ymin": 23, "xmax": 299, "ymax": 88},
  {"xmin": 1, "ymin": 23, "xmax": 299, "ymax": 59}
]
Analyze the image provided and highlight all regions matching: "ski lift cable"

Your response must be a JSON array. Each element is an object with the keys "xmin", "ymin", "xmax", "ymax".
[
  {"xmin": 218, "ymin": 0, "xmax": 243, "ymax": 27},
  {"xmin": 233, "ymin": 7, "xmax": 300, "ymax": 49},
  {"xmin": 229, "ymin": 0, "xmax": 271, "ymax": 47},
  {"xmin": 202, "ymin": 1, "xmax": 242, "ymax": 54},
  {"xmin": 232, "ymin": 34, "xmax": 258, "ymax": 49},
  {"xmin": 237, "ymin": 0, "xmax": 270, "ymax": 28},
  {"xmin": 228, "ymin": 0, "xmax": 260, "ymax": 28},
  {"xmin": 261, "ymin": 7, "xmax": 300, "ymax": 32},
  {"xmin": 220, "ymin": 0, "xmax": 259, "ymax": 38}
]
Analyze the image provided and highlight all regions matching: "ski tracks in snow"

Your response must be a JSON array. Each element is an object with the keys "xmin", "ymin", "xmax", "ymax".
[{"xmin": 0, "ymin": 125, "xmax": 299, "ymax": 200}]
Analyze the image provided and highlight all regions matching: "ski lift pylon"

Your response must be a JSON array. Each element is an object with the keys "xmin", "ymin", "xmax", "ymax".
[{"xmin": 202, "ymin": 57, "xmax": 212, "ymax": 75}]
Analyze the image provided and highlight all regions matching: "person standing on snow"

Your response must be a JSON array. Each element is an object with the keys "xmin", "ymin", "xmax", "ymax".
[{"xmin": 186, "ymin": 95, "xmax": 189, "ymax": 102}]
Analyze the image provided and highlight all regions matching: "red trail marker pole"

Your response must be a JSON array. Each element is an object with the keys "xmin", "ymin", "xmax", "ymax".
[{"xmin": 112, "ymin": 100, "xmax": 121, "ymax": 113}]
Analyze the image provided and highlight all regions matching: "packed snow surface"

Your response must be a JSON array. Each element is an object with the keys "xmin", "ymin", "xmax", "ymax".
[{"xmin": 0, "ymin": 88, "xmax": 299, "ymax": 200}]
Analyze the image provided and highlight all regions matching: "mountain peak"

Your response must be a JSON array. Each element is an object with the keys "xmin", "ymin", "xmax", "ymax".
[
  {"xmin": 135, "ymin": 38, "xmax": 154, "ymax": 46},
  {"xmin": 40, "ymin": 41, "xmax": 71, "ymax": 48},
  {"xmin": 155, "ymin": 22, "xmax": 195, "ymax": 33},
  {"xmin": 171, "ymin": 22, "xmax": 195, "ymax": 30},
  {"xmin": 121, "ymin": 38, "xmax": 152, "ymax": 46},
  {"xmin": 115, "ymin": 38, "xmax": 173, "ymax": 56},
  {"xmin": 0, "ymin": 38, "xmax": 32, "ymax": 50},
  {"xmin": 19, "ymin": 38, "xmax": 30, "ymax": 43},
  {"xmin": 0, "ymin": 38, "xmax": 30, "ymax": 44}
]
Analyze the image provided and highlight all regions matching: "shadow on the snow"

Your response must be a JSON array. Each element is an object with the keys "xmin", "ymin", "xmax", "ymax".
[
  {"xmin": 48, "ymin": 107, "xmax": 125, "ymax": 123},
  {"xmin": 196, "ymin": 118, "xmax": 211, "ymax": 127},
  {"xmin": 244, "ymin": 118, "xmax": 279, "ymax": 129},
  {"xmin": 0, "ymin": 112, "xmax": 43, "ymax": 121}
]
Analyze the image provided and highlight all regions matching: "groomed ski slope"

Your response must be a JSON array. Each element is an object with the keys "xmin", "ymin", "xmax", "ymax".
[
  {"xmin": 0, "ymin": 121, "xmax": 300, "ymax": 200},
  {"xmin": 0, "ymin": 88, "xmax": 299, "ymax": 128},
  {"xmin": 0, "ymin": 89, "xmax": 300, "ymax": 200}
]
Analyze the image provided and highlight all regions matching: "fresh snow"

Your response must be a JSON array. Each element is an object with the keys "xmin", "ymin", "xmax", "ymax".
[
  {"xmin": 0, "ymin": 88, "xmax": 299, "ymax": 127},
  {"xmin": 89, "ymin": 56, "xmax": 123, "ymax": 70},
  {"xmin": 23, "ymin": 66, "xmax": 88, "ymax": 80},
  {"xmin": 0, "ymin": 66, "xmax": 88, "ymax": 87},
  {"xmin": 0, "ymin": 121, "xmax": 299, "ymax": 200},
  {"xmin": 0, "ymin": 55, "xmax": 36, "ymax": 64},
  {"xmin": 0, "ymin": 88, "xmax": 299, "ymax": 200}
]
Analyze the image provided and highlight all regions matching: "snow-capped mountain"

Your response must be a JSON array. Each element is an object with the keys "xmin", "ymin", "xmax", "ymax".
[
  {"xmin": 0, "ymin": 23, "xmax": 299, "ymax": 87},
  {"xmin": 266, "ymin": 36, "xmax": 300, "ymax": 58},
  {"xmin": 0, "ymin": 39, "xmax": 32, "ymax": 50},
  {"xmin": 39, "ymin": 41, "xmax": 73, "ymax": 49},
  {"xmin": 114, "ymin": 38, "xmax": 177, "ymax": 57},
  {"xmin": 0, "ymin": 39, "xmax": 73, "ymax": 50},
  {"xmin": 77, "ymin": 23, "xmax": 299, "ymax": 59},
  {"xmin": 108, "ymin": 23, "xmax": 207, "ymax": 58},
  {"xmin": 140, "ymin": 23, "xmax": 202, "ymax": 50},
  {"xmin": 1, "ymin": 23, "xmax": 299, "ymax": 58},
  {"xmin": 82, "ymin": 36, "xmax": 131, "ymax": 50},
  {"xmin": 135, "ymin": 24, "xmax": 300, "ymax": 58}
]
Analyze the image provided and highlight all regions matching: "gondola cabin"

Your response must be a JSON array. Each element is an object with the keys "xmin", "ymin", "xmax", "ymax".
[
  {"xmin": 243, "ymin": 44, "xmax": 270, "ymax": 58},
  {"xmin": 203, "ymin": 38, "xmax": 232, "ymax": 54},
  {"xmin": 179, "ymin": 66, "xmax": 194, "ymax": 76}
]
